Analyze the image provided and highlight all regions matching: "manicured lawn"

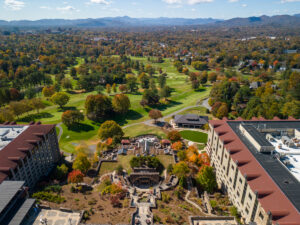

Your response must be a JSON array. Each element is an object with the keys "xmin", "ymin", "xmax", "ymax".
[
  {"xmin": 17, "ymin": 56, "xmax": 211, "ymax": 153},
  {"xmin": 123, "ymin": 124, "xmax": 167, "ymax": 139},
  {"xmin": 99, "ymin": 155, "xmax": 134, "ymax": 176},
  {"xmin": 180, "ymin": 130, "xmax": 208, "ymax": 143},
  {"xmin": 156, "ymin": 155, "xmax": 175, "ymax": 169}
]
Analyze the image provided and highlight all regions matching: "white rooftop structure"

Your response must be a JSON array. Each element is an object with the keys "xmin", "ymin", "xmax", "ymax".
[
  {"xmin": 0, "ymin": 126, "xmax": 28, "ymax": 151},
  {"xmin": 267, "ymin": 131, "xmax": 300, "ymax": 182}
]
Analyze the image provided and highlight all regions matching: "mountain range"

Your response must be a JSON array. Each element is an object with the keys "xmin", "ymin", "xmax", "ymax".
[{"xmin": 0, "ymin": 14, "xmax": 300, "ymax": 28}]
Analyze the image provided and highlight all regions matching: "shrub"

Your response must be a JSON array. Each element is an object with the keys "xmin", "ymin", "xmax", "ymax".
[
  {"xmin": 44, "ymin": 185, "xmax": 62, "ymax": 193},
  {"xmin": 167, "ymin": 130, "xmax": 181, "ymax": 142},
  {"xmin": 162, "ymin": 193, "xmax": 171, "ymax": 203},
  {"xmin": 32, "ymin": 191, "xmax": 65, "ymax": 204}
]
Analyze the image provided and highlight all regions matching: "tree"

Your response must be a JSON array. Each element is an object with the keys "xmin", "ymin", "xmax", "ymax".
[
  {"xmin": 216, "ymin": 103, "xmax": 228, "ymax": 119},
  {"xmin": 72, "ymin": 152, "xmax": 91, "ymax": 174},
  {"xmin": 106, "ymin": 84, "xmax": 111, "ymax": 94},
  {"xmin": 55, "ymin": 164, "xmax": 68, "ymax": 180},
  {"xmin": 98, "ymin": 120, "xmax": 124, "ymax": 143},
  {"xmin": 167, "ymin": 130, "xmax": 181, "ymax": 142},
  {"xmin": 61, "ymin": 78, "xmax": 73, "ymax": 90},
  {"xmin": 208, "ymin": 72, "xmax": 217, "ymax": 83},
  {"xmin": 9, "ymin": 101, "xmax": 26, "ymax": 119},
  {"xmin": 30, "ymin": 98, "xmax": 45, "ymax": 113},
  {"xmin": 126, "ymin": 75, "xmax": 138, "ymax": 93},
  {"xmin": 25, "ymin": 87, "xmax": 36, "ymax": 99},
  {"xmin": 62, "ymin": 110, "xmax": 84, "ymax": 127},
  {"xmin": 42, "ymin": 86, "xmax": 55, "ymax": 98},
  {"xmin": 142, "ymin": 89, "xmax": 160, "ymax": 105},
  {"xmin": 9, "ymin": 88, "xmax": 20, "ymax": 101},
  {"xmin": 119, "ymin": 84, "xmax": 128, "ymax": 93},
  {"xmin": 281, "ymin": 100, "xmax": 300, "ymax": 118},
  {"xmin": 139, "ymin": 72, "xmax": 150, "ymax": 89},
  {"xmin": 70, "ymin": 67, "xmax": 77, "ymax": 77},
  {"xmin": 199, "ymin": 71, "xmax": 208, "ymax": 85},
  {"xmin": 0, "ymin": 108, "xmax": 14, "ymax": 123},
  {"xmin": 171, "ymin": 141, "xmax": 183, "ymax": 151},
  {"xmin": 112, "ymin": 83, "xmax": 117, "ymax": 93},
  {"xmin": 51, "ymin": 92, "xmax": 70, "ymax": 108},
  {"xmin": 159, "ymin": 86, "xmax": 172, "ymax": 99},
  {"xmin": 112, "ymin": 94, "xmax": 131, "ymax": 114},
  {"xmin": 85, "ymin": 94, "xmax": 112, "ymax": 121},
  {"xmin": 157, "ymin": 74, "xmax": 166, "ymax": 88},
  {"xmin": 196, "ymin": 166, "xmax": 217, "ymax": 193},
  {"xmin": 192, "ymin": 61, "xmax": 208, "ymax": 71},
  {"xmin": 172, "ymin": 162, "xmax": 190, "ymax": 178},
  {"xmin": 149, "ymin": 109, "xmax": 162, "ymax": 123},
  {"xmin": 192, "ymin": 80, "xmax": 200, "ymax": 90},
  {"xmin": 68, "ymin": 170, "xmax": 84, "ymax": 184}
]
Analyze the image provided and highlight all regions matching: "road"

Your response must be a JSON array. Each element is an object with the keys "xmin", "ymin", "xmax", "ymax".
[{"xmin": 201, "ymin": 98, "xmax": 211, "ymax": 111}]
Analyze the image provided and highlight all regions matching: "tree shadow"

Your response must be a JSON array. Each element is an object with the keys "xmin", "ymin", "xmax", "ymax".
[
  {"xmin": 57, "ymin": 106, "xmax": 77, "ymax": 112},
  {"xmin": 113, "ymin": 110, "xmax": 143, "ymax": 126},
  {"xmin": 18, "ymin": 112, "xmax": 54, "ymax": 123},
  {"xmin": 195, "ymin": 87, "xmax": 207, "ymax": 92},
  {"xmin": 68, "ymin": 123, "xmax": 95, "ymax": 132},
  {"xmin": 152, "ymin": 100, "xmax": 182, "ymax": 111}
]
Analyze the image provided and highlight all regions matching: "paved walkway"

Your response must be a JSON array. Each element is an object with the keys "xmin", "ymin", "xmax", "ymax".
[
  {"xmin": 56, "ymin": 122, "xmax": 63, "ymax": 141},
  {"xmin": 201, "ymin": 98, "xmax": 211, "ymax": 111}
]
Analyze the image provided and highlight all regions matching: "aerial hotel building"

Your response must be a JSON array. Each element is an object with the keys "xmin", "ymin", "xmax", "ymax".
[
  {"xmin": 0, "ymin": 122, "xmax": 60, "ymax": 188},
  {"xmin": 207, "ymin": 118, "xmax": 300, "ymax": 225}
]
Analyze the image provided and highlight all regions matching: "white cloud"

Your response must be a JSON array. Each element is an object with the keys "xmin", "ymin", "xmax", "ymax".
[
  {"xmin": 242, "ymin": 3, "xmax": 247, "ymax": 7},
  {"xmin": 228, "ymin": 0, "xmax": 239, "ymax": 2},
  {"xmin": 57, "ymin": 5, "xmax": 79, "ymax": 12},
  {"xmin": 163, "ymin": 0, "xmax": 213, "ymax": 4},
  {"xmin": 281, "ymin": 0, "xmax": 300, "ymax": 2},
  {"xmin": 90, "ymin": 0, "xmax": 110, "ymax": 4},
  {"xmin": 40, "ymin": 6, "xmax": 52, "ymax": 10},
  {"xmin": 4, "ymin": 0, "xmax": 25, "ymax": 10}
]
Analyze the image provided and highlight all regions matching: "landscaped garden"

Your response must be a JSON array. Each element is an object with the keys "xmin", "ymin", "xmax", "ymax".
[{"xmin": 179, "ymin": 130, "xmax": 208, "ymax": 143}]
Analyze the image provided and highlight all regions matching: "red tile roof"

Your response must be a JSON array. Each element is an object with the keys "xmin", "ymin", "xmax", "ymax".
[
  {"xmin": 209, "ymin": 119, "xmax": 300, "ymax": 224},
  {"xmin": 0, "ymin": 123, "xmax": 56, "ymax": 184}
]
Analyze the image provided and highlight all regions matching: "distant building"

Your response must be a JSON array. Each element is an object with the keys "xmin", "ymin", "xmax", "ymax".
[
  {"xmin": 207, "ymin": 118, "xmax": 300, "ymax": 224},
  {"xmin": 0, "ymin": 123, "xmax": 61, "ymax": 188},
  {"xmin": 189, "ymin": 216, "xmax": 237, "ymax": 225},
  {"xmin": 0, "ymin": 181, "xmax": 36, "ymax": 225},
  {"xmin": 173, "ymin": 114, "xmax": 208, "ymax": 129},
  {"xmin": 249, "ymin": 81, "xmax": 262, "ymax": 89},
  {"xmin": 285, "ymin": 49, "xmax": 298, "ymax": 54}
]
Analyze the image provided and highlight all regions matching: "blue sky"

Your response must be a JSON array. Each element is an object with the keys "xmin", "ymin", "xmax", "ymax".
[{"xmin": 1, "ymin": 0, "xmax": 300, "ymax": 21}]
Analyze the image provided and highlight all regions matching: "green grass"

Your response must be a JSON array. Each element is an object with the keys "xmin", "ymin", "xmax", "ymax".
[
  {"xmin": 17, "ymin": 56, "xmax": 211, "ymax": 153},
  {"xmin": 156, "ymin": 155, "xmax": 175, "ymax": 169},
  {"xmin": 179, "ymin": 130, "xmax": 208, "ymax": 143},
  {"xmin": 99, "ymin": 155, "xmax": 134, "ymax": 176},
  {"xmin": 123, "ymin": 124, "xmax": 167, "ymax": 139}
]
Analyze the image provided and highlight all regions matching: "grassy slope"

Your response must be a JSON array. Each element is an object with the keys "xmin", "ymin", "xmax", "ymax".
[{"xmin": 179, "ymin": 130, "xmax": 208, "ymax": 143}]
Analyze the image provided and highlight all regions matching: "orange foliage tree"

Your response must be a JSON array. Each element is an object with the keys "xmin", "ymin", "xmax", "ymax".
[{"xmin": 68, "ymin": 170, "xmax": 84, "ymax": 184}]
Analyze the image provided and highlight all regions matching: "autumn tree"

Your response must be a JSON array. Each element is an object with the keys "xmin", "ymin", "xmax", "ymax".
[
  {"xmin": 216, "ymin": 103, "xmax": 229, "ymax": 119},
  {"xmin": 167, "ymin": 130, "xmax": 181, "ymax": 142},
  {"xmin": 51, "ymin": 92, "xmax": 70, "ymax": 108},
  {"xmin": 62, "ymin": 110, "xmax": 84, "ymax": 127},
  {"xmin": 42, "ymin": 86, "xmax": 55, "ymax": 98},
  {"xmin": 126, "ymin": 74, "xmax": 138, "ymax": 93},
  {"xmin": 171, "ymin": 141, "xmax": 183, "ymax": 151},
  {"xmin": 172, "ymin": 161, "xmax": 190, "ymax": 178},
  {"xmin": 30, "ymin": 98, "xmax": 46, "ymax": 113},
  {"xmin": 112, "ymin": 83, "xmax": 117, "ymax": 93},
  {"xmin": 106, "ymin": 84, "xmax": 111, "ymax": 94},
  {"xmin": 149, "ymin": 109, "xmax": 163, "ymax": 123},
  {"xmin": 112, "ymin": 94, "xmax": 131, "ymax": 114},
  {"xmin": 208, "ymin": 72, "xmax": 217, "ymax": 83},
  {"xmin": 72, "ymin": 152, "xmax": 91, "ymax": 174},
  {"xmin": 68, "ymin": 170, "xmax": 84, "ymax": 184},
  {"xmin": 98, "ymin": 120, "xmax": 124, "ymax": 143},
  {"xmin": 119, "ymin": 84, "xmax": 128, "ymax": 93}
]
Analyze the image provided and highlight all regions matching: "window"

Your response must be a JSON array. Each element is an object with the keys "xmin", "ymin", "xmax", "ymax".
[
  {"xmin": 245, "ymin": 208, "xmax": 249, "ymax": 214},
  {"xmin": 231, "ymin": 165, "xmax": 234, "ymax": 170},
  {"xmin": 229, "ymin": 177, "xmax": 232, "ymax": 183},
  {"xmin": 259, "ymin": 212, "xmax": 264, "ymax": 220},
  {"xmin": 248, "ymin": 193, "xmax": 252, "ymax": 200},
  {"xmin": 237, "ymin": 191, "xmax": 240, "ymax": 197},
  {"xmin": 223, "ymin": 166, "xmax": 225, "ymax": 171},
  {"xmin": 225, "ymin": 154, "xmax": 228, "ymax": 159},
  {"xmin": 239, "ymin": 178, "xmax": 242, "ymax": 183}
]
